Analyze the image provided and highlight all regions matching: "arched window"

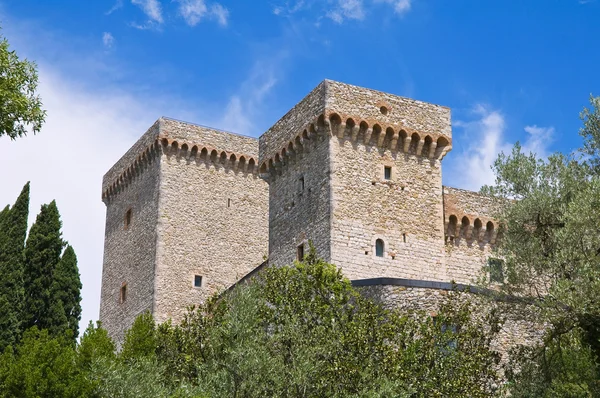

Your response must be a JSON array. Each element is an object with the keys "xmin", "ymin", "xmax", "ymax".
[{"xmin": 375, "ymin": 239, "xmax": 384, "ymax": 257}]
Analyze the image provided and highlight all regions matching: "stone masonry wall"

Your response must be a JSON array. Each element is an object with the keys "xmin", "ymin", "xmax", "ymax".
[
  {"xmin": 100, "ymin": 147, "xmax": 161, "ymax": 345},
  {"xmin": 152, "ymin": 122, "xmax": 268, "ymax": 325},
  {"xmin": 443, "ymin": 186, "xmax": 503, "ymax": 284},
  {"xmin": 325, "ymin": 80, "xmax": 452, "ymax": 138},
  {"xmin": 266, "ymin": 134, "xmax": 332, "ymax": 267},
  {"xmin": 330, "ymin": 139, "xmax": 447, "ymax": 281},
  {"xmin": 359, "ymin": 284, "xmax": 545, "ymax": 365}
]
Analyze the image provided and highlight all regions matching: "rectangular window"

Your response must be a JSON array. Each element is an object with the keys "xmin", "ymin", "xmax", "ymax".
[
  {"xmin": 194, "ymin": 275, "xmax": 203, "ymax": 288},
  {"xmin": 299, "ymin": 176, "xmax": 305, "ymax": 193},
  {"xmin": 488, "ymin": 258, "xmax": 504, "ymax": 283},
  {"xmin": 297, "ymin": 244, "xmax": 305, "ymax": 261},
  {"xmin": 227, "ymin": 198, "xmax": 231, "ymax": 208},
  {"xmin": 384, "ymin": 166, "xmax": 392, "ymax": 180},
  {"xmin": 120, "ymin": 283, "xmax": 127, "ymax": 303},
  {"xmin": 124, "ymin": 208, "xmax": 132, "ymax": 230}
]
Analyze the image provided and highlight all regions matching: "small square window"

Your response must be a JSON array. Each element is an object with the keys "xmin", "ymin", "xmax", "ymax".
[
  {"xmin": 384, "ymin": 166, "xmax": 392, "ymax": 180},
  {"xmin": 124, "ymin": 208, "xmax": 132, "ymax": 230},
  {"xmin": 194, "ymin": 275, "xmax": 203, "ymax": 288},
  {"xmin": 488, "ymin": 258, "xmax": 504, "ymax": 283},
  {"xmin": 120, "ymin": 283, "xmax": 127, "ymax": 303},
  {"xmin": 297, "ymin": 244, "xmax": 305, "ymax": 261}
]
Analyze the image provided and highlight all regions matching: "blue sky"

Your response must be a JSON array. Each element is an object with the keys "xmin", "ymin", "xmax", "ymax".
[{"xmin": 0, "ymin": 0, "xmax": 598, "ymax": 333}]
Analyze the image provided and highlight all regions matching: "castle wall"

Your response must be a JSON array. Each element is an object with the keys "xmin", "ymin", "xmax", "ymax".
[
  {"xmin": 266, "ymin": 135, "xmax": 332, "ymax": 267},
  {"xmin": 152, "ymin": 121, "xmax": 269, "ymax": 325},
  {"xmin": 330, "ymin": 139, "xmax": 447, "ymax": 280},
  {"xmin": 359, "ymin": 284, "xmax": 545, "ymax": 365},
  {"xmin": 100, "ymin": 147, "xmax": 161, "ymax": 344},
  {"xmin": 442, "ymin": 186, "xmax": 503, "ymax": 283}
]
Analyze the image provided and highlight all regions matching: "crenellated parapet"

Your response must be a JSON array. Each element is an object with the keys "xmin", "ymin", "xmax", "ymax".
[
  {"xmin": 102, "ymin": 117, "xmax": 259, "ymax": 203},
  {"xmin": 443, "ymin": 186, "xmax": 503, "ymax": 245},
  {"xmin": 259, "ymin": 80, "xmax": 452, "ymax": 177}
]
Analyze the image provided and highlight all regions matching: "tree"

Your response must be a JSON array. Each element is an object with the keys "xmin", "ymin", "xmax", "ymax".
[
  {"xmin": 0, "ymin": 182, "xmax": 29, "ymax": 351},
  {"xmin": 48, "ymin": 245, "xmax": 82, "ymax": 340},
  {"xmin": 0, "ymin": 27, "xmax": 45, "ymax": 139},
  {"xmin": 0, "ymin": 327, "xmax": 91, "ymax": 397},
  {"xmin": 120, "ymin": 312, "xmax": 157, "ymax": 362},
  {"xmin": 163, "ymin": 247, "xmax": 501, "ymax": 397},
  {"xmin": 482, "ymin": 95, "xmax": 600, "ymax": 393},
  {"xmin": 77, "ymin": 321, "xmax": 115, "ymax": 371},
  {"xmin": 22, "ymin": 200, "xmax": 64, "ymax": 332}
]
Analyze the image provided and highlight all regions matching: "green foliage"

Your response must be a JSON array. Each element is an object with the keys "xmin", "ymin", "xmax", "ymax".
[
  {"xmin": 120, "ymin": 311, "xmax": 157, "ymax": 362},
  {"xmin": 77, "ymin": 321, "xmax": 116, "ymax": 371},
  {"xmin": 89, "ymin": 357, "xmax": 205, "ymax": 398},
  {"xmin": 483, "ymin": 95, "xmax": 600, "ymax": 393},
  {"xmin": 0, "ymin": 183, "xmax": 29, "ymax": 351},
  {"xmin": 507, "ymin": 329, "xmax": 600, "ymax": 397},
  {"xmin": 0, "ymin": 28, "xmax": 45, "ymax": 139},
  {"xmin": 23, "ymin": 200, "xmax": 65, "ymax": 332},
  {"xmin": 0, "ymin": 327, "xmax": 91, "ymax": 398},
  {"xmin": 49, "ymin": 245, "xmax": 82, "ymax": 339},
  {"xmin": 161, "ymin": 251, "xmax": 500, "ymax": 397}
]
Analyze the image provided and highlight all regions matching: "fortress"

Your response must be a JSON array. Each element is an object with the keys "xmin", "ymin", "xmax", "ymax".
[{"xmin": 100, "ymin": 80, "xmax": 506, "ymax": 344}]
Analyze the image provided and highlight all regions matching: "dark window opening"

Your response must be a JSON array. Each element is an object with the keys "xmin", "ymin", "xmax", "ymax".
[
  {"xmin": 384, "ymin": 166, "xmax": 392, "ymax": 180},
  {"xmin": 299, "ymin": 176, "xmax": 305, "ymax": 192},
  {"xmin": 403, "ymin": 233, "xmax": 407, "ymax": 243},
  {"xmin": 194, "ymin": 275, "xmax": 203, "ymax": 288},
  {"xmin": 124, "ymin": 208, "xmax": 132, "ymax": 229},
  {"xmin": 297, "ymin": 244, "xmax": 305, "ymax": 261},
  {"xmin": 489, "ymin": 258, "xmax": 504, "ymax": 283},
  {"xmin": 120, "ymin": 284, "xmax": 127, "ymax": 303},
  {"xmin": 227, "ymin": 198, "xmax": 231, "ymax": 208},
  {"xmin": 365, "ymin": 251, "xmax": 369, "ymax": 255},
  {"xmin": 375, "ymin": 239, "xmax": 384, "ymax": 257}
]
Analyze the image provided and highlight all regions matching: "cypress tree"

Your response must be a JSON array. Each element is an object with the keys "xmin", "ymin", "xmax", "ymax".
[
  {"xmin": 48, "ymin": 245, "xmax": 82, "ymax": 340},
  {"xmin": 23, "ymin": 200, "xmax": 64, "ymax": 332},
  {"xmin": 0, "ymin": 183, "xmax": 29, "ymax": 351}
]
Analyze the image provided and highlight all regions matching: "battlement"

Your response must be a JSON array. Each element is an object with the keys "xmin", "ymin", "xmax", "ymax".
[
  {"xmin": 259, "ymin": 80, "xmax": 452, "ymax": 174},
  {"xmin": 443, "ymin": 186, "xmax": 502, "ymax": 245},
  {"xmin": 101, "ymin": 118, "xmax": 260, "ymax": 202}
]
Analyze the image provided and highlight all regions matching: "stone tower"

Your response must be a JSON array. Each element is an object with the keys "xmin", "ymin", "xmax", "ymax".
[
  {"xmin": 259, "ymin": 80, "xmax": 455, "ymax": 281},
  {"xmin": 100, "ymin": 79, "xmax": 503, "ymax": 345},
  {"xmin": 100, "ymin": 118, "xmax": 268, "ymax": 343}
]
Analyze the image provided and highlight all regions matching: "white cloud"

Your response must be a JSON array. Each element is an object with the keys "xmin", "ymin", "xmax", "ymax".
[
  {"xmin": 446, "ymin": 105, "xmax": 554, "ymax": 191},
  {"xmin": 131, "ymin": 0, "xmax": 163, "ymax": 24},
  {"xmin": 375, "ymin": 0, "xmax": 411, "ymax": 14},
  {"xmin": 102, "ymin": 32, "xmax": 115, "ymax": 49},
  {"xmin": 522, "ymin": 125, "xmax": 554, "ymax": 158},
  {"xmin": 220, "ymin": 59, "xmax": 280, "ymax": 135},
  {"xmin": 177, "ymin": 0, "xmax": 229, "ymax": 27},
  {"xmin": 327, "ymin": 0, "xmax": 365, "ymax": 23},
  {"xmin": 0, "ymin": 67, "xmax": 168, "ymax": 336},
  {"xmin": 273, "ymin": 0, "xmax": 411, "ymax": 23},
  {"xmin": 106, "ymin": 0, "xmax": 124, "ymax": 15},
  {"xmin": 211, "ymin": 4, "xmax": 229, "ymax": 26}
]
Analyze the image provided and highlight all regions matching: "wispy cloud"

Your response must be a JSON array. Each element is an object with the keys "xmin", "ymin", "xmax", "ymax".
[
  {"xmin": 106, "ymin": 0, "xmax": 124, "ymax": 15},
  {"xmin": 210, "ymin": 4, "xmax": 229, "ymax": 26},
  {"xmin": 131, "ymin": 0, "xmax": 164, "ymax": 24},
  {"xmin": 445, "ymin": 105, "xmax": 554, "ymax": 191},
  {"xmin": 220, "ymin": 56, "xmax": 283, "ymax": 135},
  {"xmin": 374, "ymin": 0, "xmax": 411, "ymax": 15},
  {"xmin": 102, "ymin": 32, "xmax": 115, "ymax": 49},
  {"xmin": 176, "ymin": 0, "xmax": 230, "ymax": 27},
  {"xmin": 327, "ymin": 0, "xmax": 365, "ymax": 23},
  {"xmin": 273, "ymin": 0, "xmax": 412, "ymax": 23}
]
